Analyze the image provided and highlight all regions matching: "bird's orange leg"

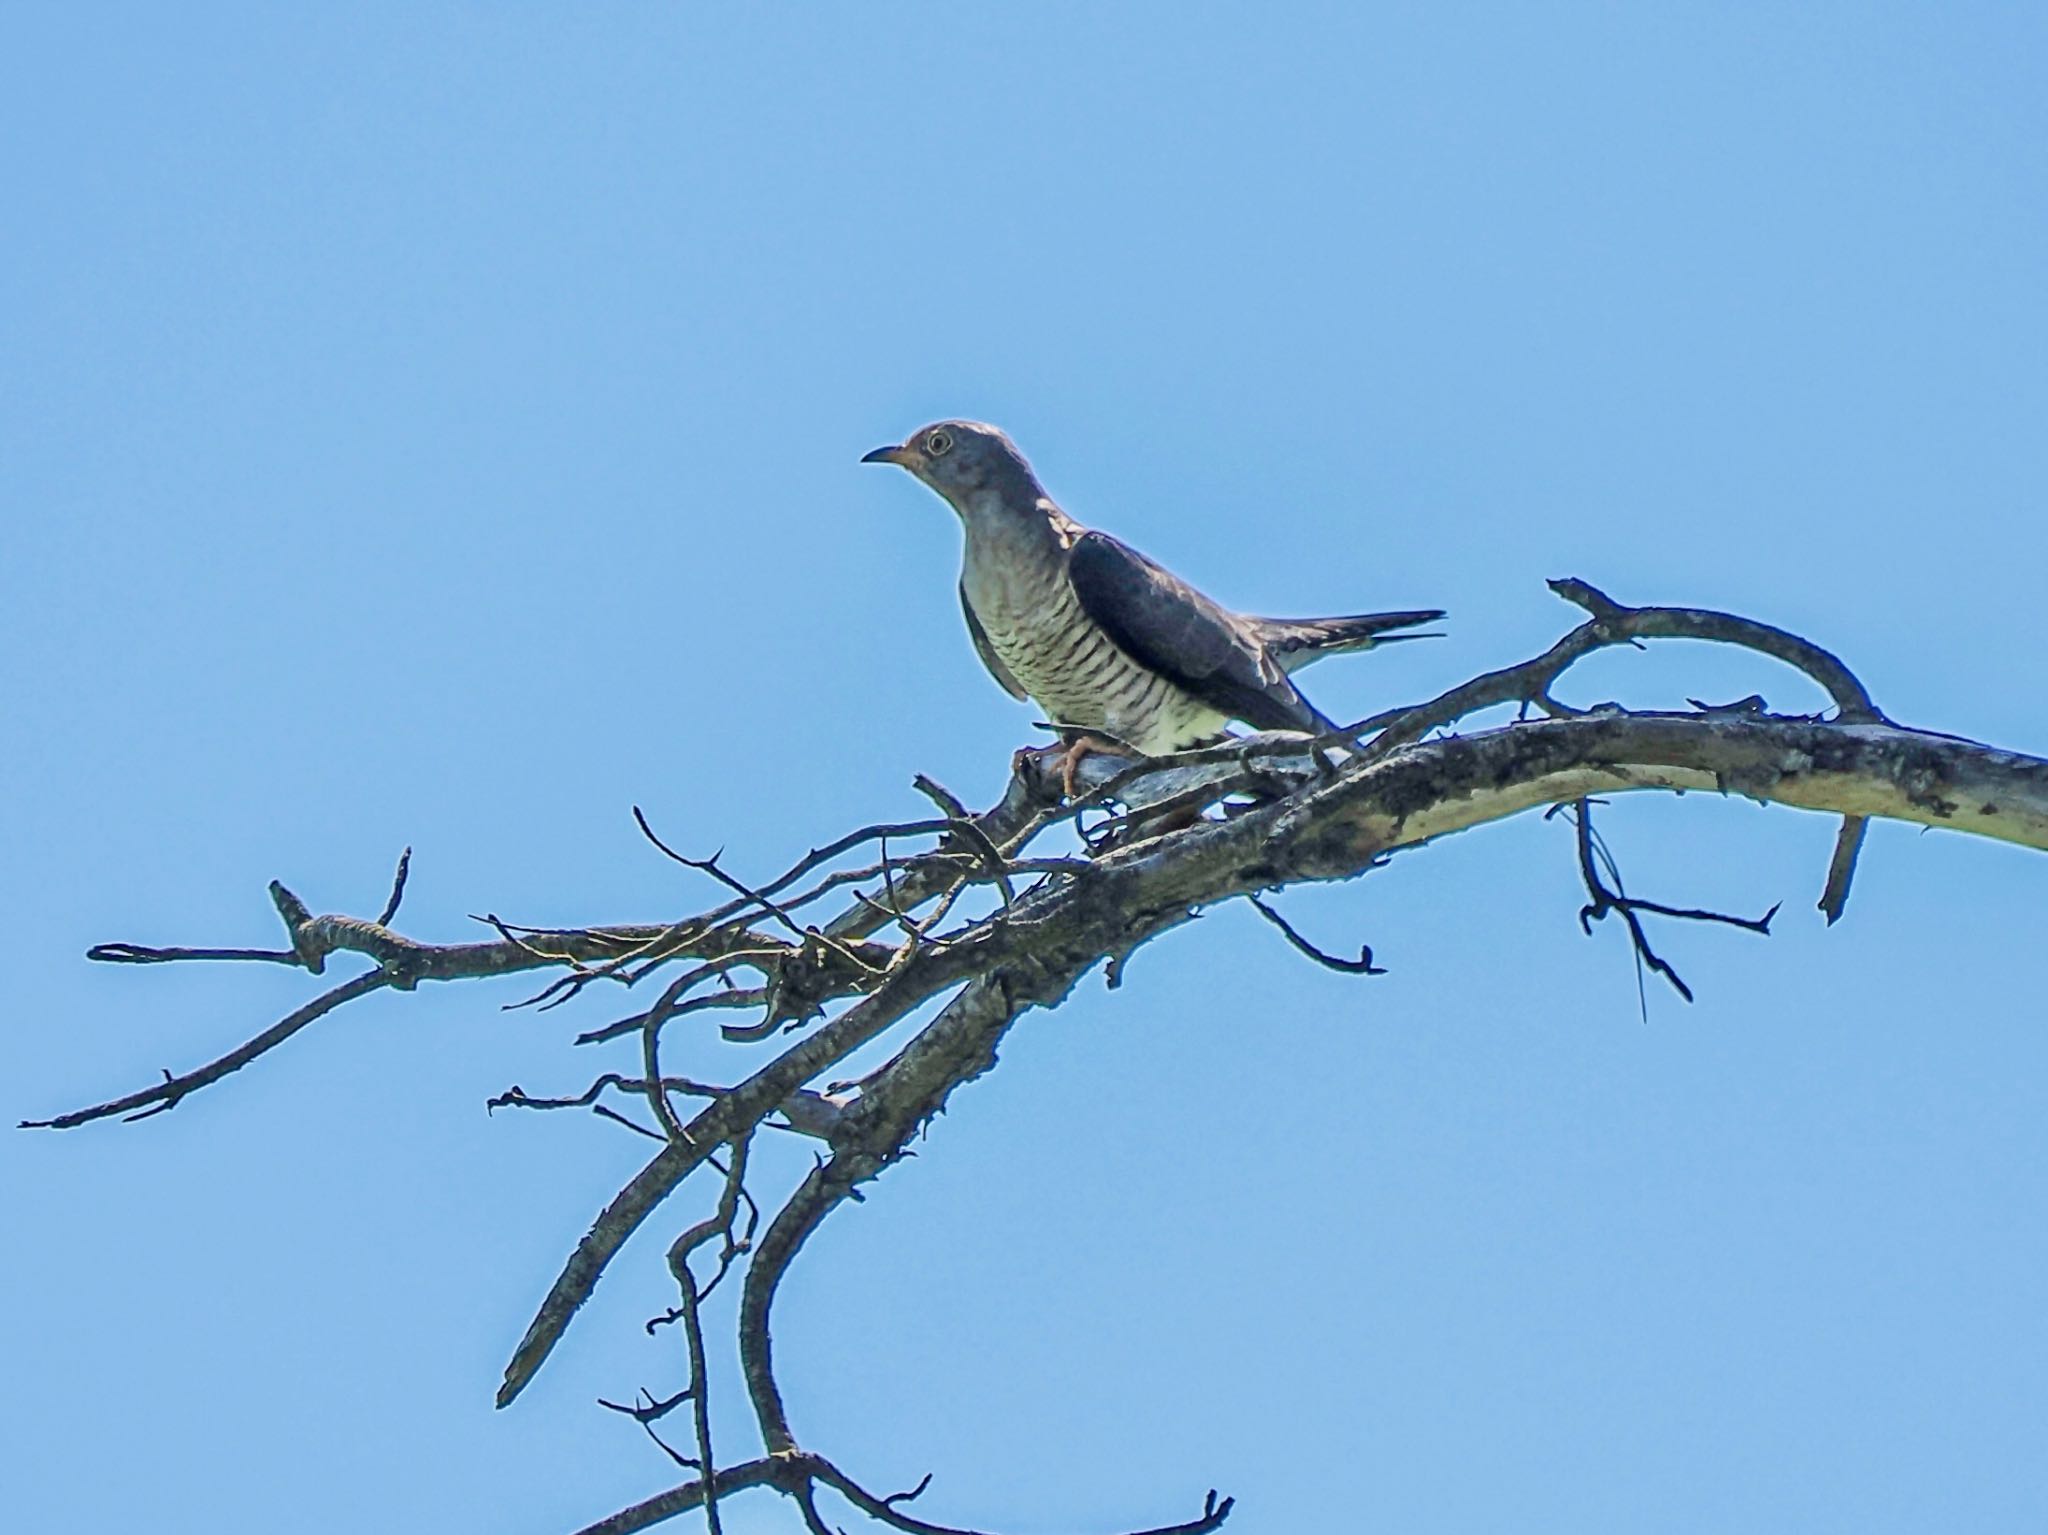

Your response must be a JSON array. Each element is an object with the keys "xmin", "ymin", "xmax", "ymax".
[{"xmin": 1056, "ymin": 732, "xmax": 1128, "ymax": 799}]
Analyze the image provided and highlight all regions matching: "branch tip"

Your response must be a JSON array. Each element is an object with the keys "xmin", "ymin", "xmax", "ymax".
[
  {"xmin": 1246, "ymin": 894, "xmax": 1385, "ymax": 976},
  {"xmin": 378, "ymin": 846, "xmax": 414, "ymax": 926},
  {"xmin": 1819, "ymin": 815, "xmax": 1869, "ymax": 925}
]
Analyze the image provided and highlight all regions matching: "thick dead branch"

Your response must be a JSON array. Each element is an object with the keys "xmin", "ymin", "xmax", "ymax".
[{"xmin": 34, "ymin": 581, "xmax": 2048, "ymax": 1533}]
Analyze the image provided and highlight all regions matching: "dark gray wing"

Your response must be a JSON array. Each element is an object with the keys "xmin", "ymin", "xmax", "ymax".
[
  {"xmin": 1065, "ymin": 530, "xmax": 1329, "ymax": 733},
  {"xmin": 959, "ymin": 584, "xmax": 1029, "ymax": 701}
]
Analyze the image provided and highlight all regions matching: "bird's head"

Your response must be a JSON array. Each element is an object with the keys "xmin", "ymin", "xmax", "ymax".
[{"xmin": 861, "ymin": 420, "xmax": 1045, "ymax": 515}]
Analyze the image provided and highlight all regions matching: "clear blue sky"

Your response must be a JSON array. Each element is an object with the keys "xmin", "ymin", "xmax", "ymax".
[{"xmin": 6, "ymin": 5, "xmax": 2045, "ymax": 1532}]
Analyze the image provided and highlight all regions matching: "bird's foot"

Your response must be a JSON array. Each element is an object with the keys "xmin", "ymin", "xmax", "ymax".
[
  {"xmin": 1054, "ymin": 732, "xmax": 1129, "ymax": 800},
  {"xmin": 1010, "ymin": 733, "xmax": 1141, "ymax": 802}
]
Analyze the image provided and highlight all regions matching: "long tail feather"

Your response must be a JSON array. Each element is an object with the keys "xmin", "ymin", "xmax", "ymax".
[{"xmin": 1252, "ymin": 609, "xmax": 1446, "ymax": 672}]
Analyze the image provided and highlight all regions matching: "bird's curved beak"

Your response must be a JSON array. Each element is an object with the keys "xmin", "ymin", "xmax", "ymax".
[{"xmin": 861, "ymin": 443, "xmax": 911, "ymax": 466}]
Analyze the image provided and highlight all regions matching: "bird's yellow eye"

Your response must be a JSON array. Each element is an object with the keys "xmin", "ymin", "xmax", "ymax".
[{"xmin": 926, "ymin": 429, "xmax": 953, "ymax": 457}]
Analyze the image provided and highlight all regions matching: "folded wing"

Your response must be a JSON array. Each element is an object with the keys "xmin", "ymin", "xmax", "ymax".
[{"xmin": 1065, "ymin": 530, "xmax": 1330, "ymax": 734}]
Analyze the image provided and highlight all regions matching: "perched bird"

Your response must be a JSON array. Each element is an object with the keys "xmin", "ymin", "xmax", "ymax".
[{"xmin": 862, "ymin": 420, "xmax": 1442, "ymax": 776}]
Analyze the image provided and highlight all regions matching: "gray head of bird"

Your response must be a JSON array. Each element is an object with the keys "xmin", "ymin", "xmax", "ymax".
[{"xmin": 861, "ymin": 420, "xmax": 1048, "ymax": 516}]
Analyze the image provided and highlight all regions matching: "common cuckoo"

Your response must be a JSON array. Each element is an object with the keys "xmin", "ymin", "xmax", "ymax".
[{"xmin": 862, "ymin": 420, "xmax": 1442, "ymax": 771}]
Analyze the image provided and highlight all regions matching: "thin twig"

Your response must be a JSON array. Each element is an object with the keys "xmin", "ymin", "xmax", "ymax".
[
  {"xmin": 1246, "ymin": 895, "xmax": 1386, "ymax": 975},
  {"xmin": 86, "ymin": 943, "xmax": 301, "ymax": 966},
  {"xmin": 23, "ymin": 970, "xmax": 390, "ymax": 1129},
  {"xmin": 597, "ymin": 1386, "xmax": 692, "ymax": 1424},
  {"xmin": 377, "ymin": 846, "xmax": 413, "ymax": 926},
  {"xmin": 487, "ymin": 1075, "xmax": 732, "ymax": 1116},
  {"xmin": 1564, "ymin": 799, "xmax": 1777, "ymax": 1013}
]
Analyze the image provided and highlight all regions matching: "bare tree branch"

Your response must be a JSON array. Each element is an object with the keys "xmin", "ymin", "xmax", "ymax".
[
  {"xmin": 21, "ymin": 970, "xmax": 391, "ymax": 1129},
  {"xmin": 34, "ymin": 581, "xmax": 2048, "ymax": 1533}
]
